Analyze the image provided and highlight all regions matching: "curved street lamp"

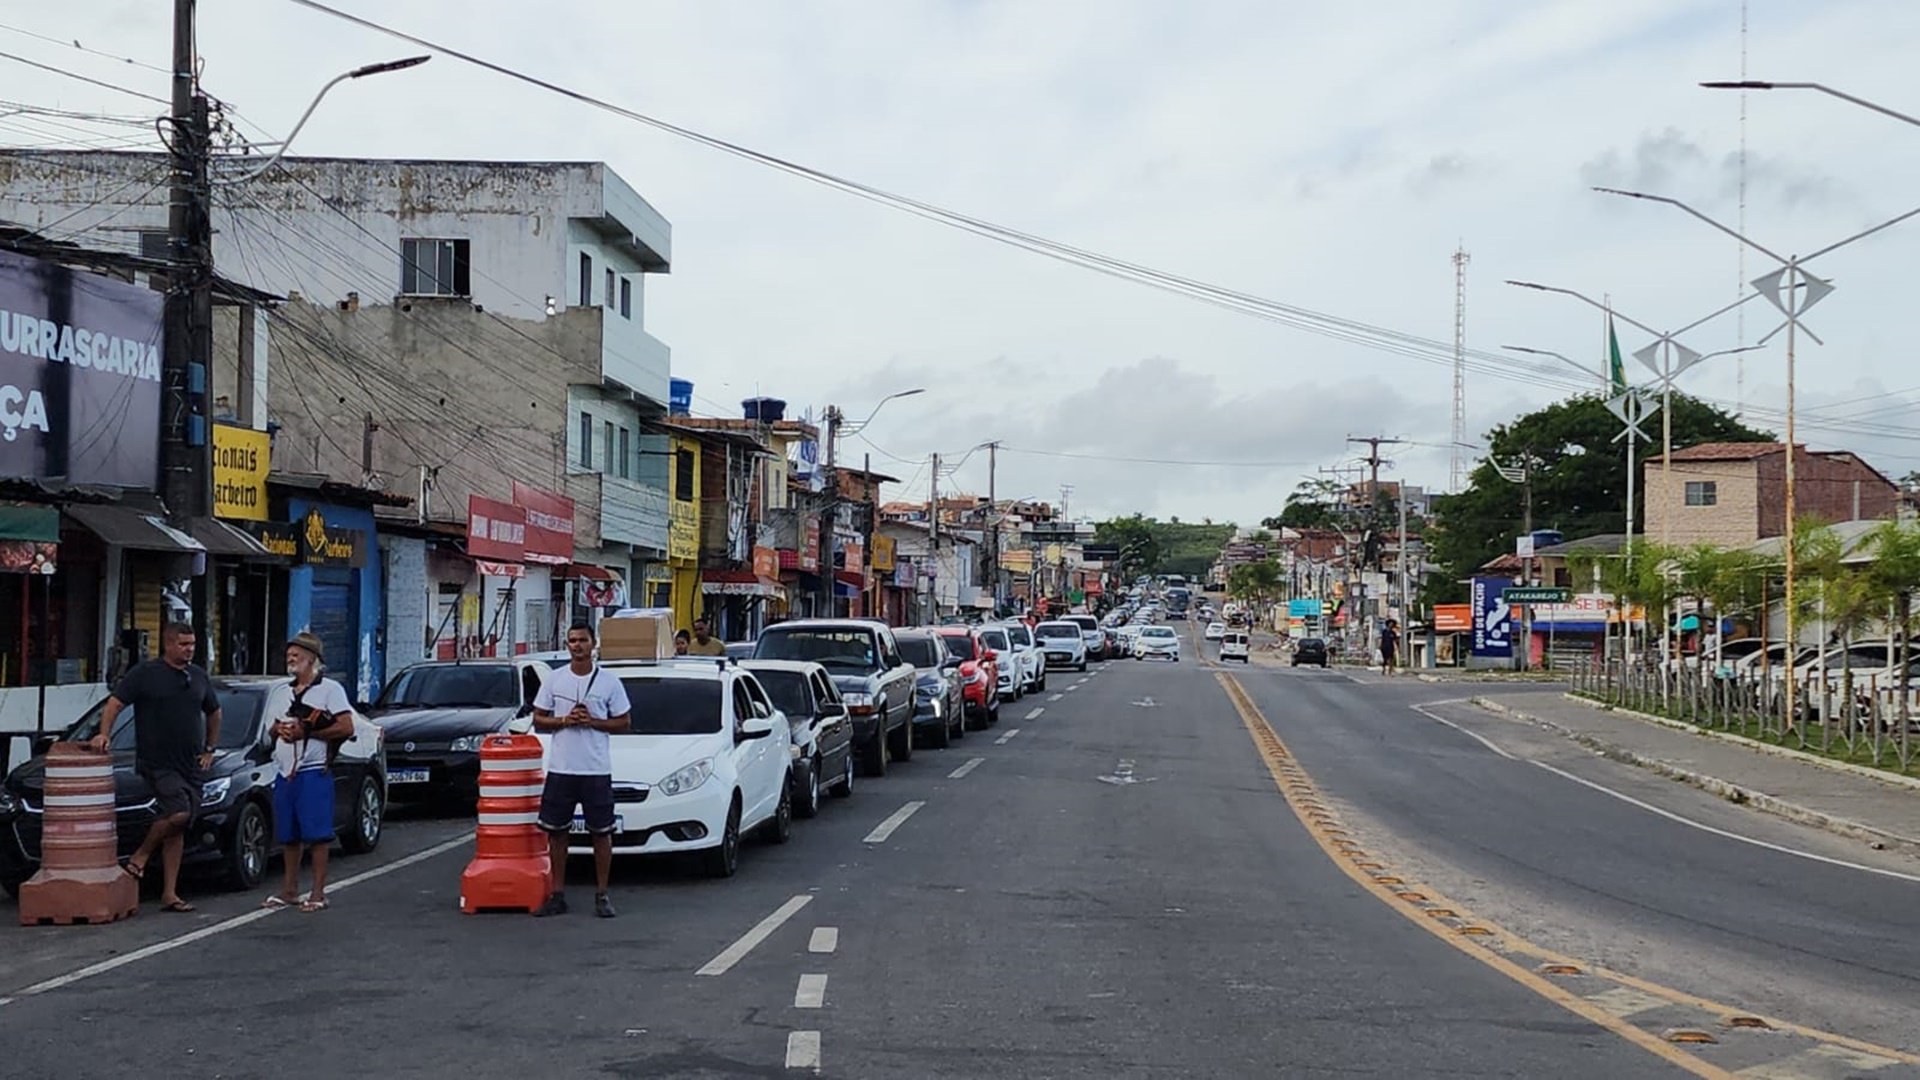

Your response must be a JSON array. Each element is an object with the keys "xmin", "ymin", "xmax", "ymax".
[{"xmin": 215, "ymin": 56, "xmax": 432, "ymax": 184}]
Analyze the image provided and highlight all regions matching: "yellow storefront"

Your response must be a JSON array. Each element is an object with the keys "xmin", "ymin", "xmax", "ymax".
[{"xmin": 669, "ymin": 435, "xmax": 703, "ymax": 631}]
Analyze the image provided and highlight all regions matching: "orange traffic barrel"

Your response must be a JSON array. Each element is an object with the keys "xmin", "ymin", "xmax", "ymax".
[
  {"xmin": 459, "ymin": 732, "xmax": 552, "ymax": 914},
  {"xmin": 19, "ymin": 742, "xmax": 138, "ymax": 925}
]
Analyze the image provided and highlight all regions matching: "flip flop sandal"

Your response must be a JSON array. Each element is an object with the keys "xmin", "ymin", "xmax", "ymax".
[
  {"xmin": 159, "ymin": 899, "xmax": 196, "ymax": 913},
  {"xmin": 260, "ymin": 895, "xmax": 297, "ymax": 910},
  {"xmin": 299, "ymin": 899, "xmax": 330, "ymax": 913},
  {"xmin": 121, "ymin": 861, "xmax": 145, "ymax": 881}
]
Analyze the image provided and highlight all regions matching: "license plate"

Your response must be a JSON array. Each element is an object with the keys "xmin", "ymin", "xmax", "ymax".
[
  {"xmin": 570, "ymin": 816, "xmax": 621, "ymax": 835},
  {"xmin": 389, "ymin": 768, "xmax": 431, "ymax": 785}
]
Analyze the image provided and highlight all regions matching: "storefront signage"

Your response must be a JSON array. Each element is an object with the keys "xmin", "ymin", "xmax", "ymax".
[
  {"xmin": 0, "ymin": 248, "xmax": 163, "ymax": 489},
  {"xmin": 893, "ymin": 560, "xmax": 914, "ymax": 588},
  {"xmin": 248, "ymin": 508, "xmax": 365, "ymax": 567},
  {"xmin": 752, "ymin": 545, "xmax": 779, "ymax": 579},
  {"xmin": 870, "ymin": 534, "xmax": 895, "ymax": 572},
  {"xmin": 212, "ymin": 423, "xmax": 271, "ymax": 521},
  {"xmin": 510, "ymin": 481, "xmax": 573, "ymax": 565},
  {"xmin": 799, "ymin": 518, "xmax": 821, "ymax": 573},
  {"xmin": 1287, "ymin": 598, "xmax": 1323, "ymax": 618},
  {"xmin": 844, "ymin": 540, "xmax": 864, "ymax": 576},
  {"xmin": 1470, "ymin": 575, "xmax": 1512, "ymax": 658},
  {"xmin": 669, "ymin": 499, "xmax": 699, "ymax": 562},
  {"xmin": 467, "ymin": 494, "xmax": 525, "ymax": 562},
  {"xmin": 1432, "ymin": 603, "xmax": 1474, "ymax": 633}
]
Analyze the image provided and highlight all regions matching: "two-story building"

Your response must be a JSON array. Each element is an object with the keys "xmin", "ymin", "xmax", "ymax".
[{"xmin": 1644, "ymin": 442, "xmax": 1898, "ymax": 546}]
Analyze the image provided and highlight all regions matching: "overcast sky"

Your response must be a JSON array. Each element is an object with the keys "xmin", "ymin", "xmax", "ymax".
[{"xmin": 9, "ymin": 1, "xmax": 1920, "ymax": 525}]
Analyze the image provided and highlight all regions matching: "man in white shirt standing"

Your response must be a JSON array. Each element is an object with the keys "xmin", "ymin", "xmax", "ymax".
[
  {"xmin": 264, "ymin": 631, "xmax": 355, "ymax": 913},
  {"xmin": 533, "ymin": 620, "xmax": 632, "ymax": 918}
]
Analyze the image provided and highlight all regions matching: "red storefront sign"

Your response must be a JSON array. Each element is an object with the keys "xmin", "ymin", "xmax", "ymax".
[
  {"xmin": 800, "ymin": 519, "xmax": 821, "ymax": 573},
  {"xmin": 511, "ymin": 481, "xmax": 575, "ymax": 565},
  {"xmin": 467, "ymin": 494, "xmax": 526, "ymax": 561},
  {"xmin": 752, "ymin": 545, "xmax": 779, "ymax": 579}
]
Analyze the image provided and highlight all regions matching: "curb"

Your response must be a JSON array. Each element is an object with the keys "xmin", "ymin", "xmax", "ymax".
[{"xmin": 1470, "ymin": 696, "xmax": 1920, "ymax": 857}]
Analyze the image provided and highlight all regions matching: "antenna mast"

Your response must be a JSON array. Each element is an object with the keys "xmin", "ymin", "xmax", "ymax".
[{"xmin": 1450, "ymin": 245, "xmax": 1471, "ymax": 492}]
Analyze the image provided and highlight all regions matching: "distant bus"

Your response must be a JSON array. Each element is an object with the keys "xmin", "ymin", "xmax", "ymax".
[
  {"xmin": 1165, "ymin": 575, "xmax": 1188, "ymax": 589},
  {"xmin": 1166, "ymin": 586, "xmax": 1191, "ymax": 614}
]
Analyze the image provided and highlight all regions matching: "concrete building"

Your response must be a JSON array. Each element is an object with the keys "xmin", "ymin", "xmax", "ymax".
[{"xmin": 1643, "ymin": 442, "xmax": 1898, "ymax": 547}]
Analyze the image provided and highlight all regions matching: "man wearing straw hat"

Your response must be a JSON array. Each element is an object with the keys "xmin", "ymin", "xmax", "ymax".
[{"xmin": 261, "ymin": 631, "xmax": 354, "ymax": 913}]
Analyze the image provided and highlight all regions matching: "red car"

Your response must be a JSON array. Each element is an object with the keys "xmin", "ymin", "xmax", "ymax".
[{"xmin": 936, "ymin": 626, "xmax": 1001, "ymax": 729}]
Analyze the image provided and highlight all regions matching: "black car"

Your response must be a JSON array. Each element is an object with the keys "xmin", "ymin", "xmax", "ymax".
[
  {"xmin": 741, "ymin": 660, "xmax": 857, "ymax": 818},
  {"xmin": 370, "ymin": 660, "xmax": 550, "ymax": 803},
  {"xmin": 0, "ymin": 678, "xmax": 388, "ymax": 895},
  {"xmin": 754, "ymin": 620, "xmax": 917, "ymax": 777},
  {"xmin": 1292, "ymin": 638, "xmax": 1331, "ymax": 668},
  {"xmin": 894, "ymin": 629, "xmax": 966, "ymax": 749}
]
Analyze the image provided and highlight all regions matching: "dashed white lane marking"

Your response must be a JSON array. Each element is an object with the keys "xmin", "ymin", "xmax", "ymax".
[
  {"xmin": 786, "ymin": 1030, "xmax": 822, "ymax": 1071},
  {"xmin": 809, "ymin": 927, "xmax": 838, "ymax": 954},
  {"xmin": 1048, "ymin": 693, "xmax": 1063, "ymax": 702},
  {"xmin": 948, "ymin": 757, "xmax": 986, "ymax": 779},
  {"xmin": 863, "ymin": 800, "xmax": 926, "ymax": 844},
  {"xmin": 1066, "ymin": 685, "xmax": 1080, "ymax": 693},
  {"xmin": 794, "ymin": 973, "xmax": 828, "ymax": 1009},
  {"xmin": 995, "ymin": 728, "xmax": 1021, "ymax": 745},
  {"xmin": 1025, "ymin": 706, "xmax": 1045, "ymax": 719},
  {"xmin": 0, "ymin": 827, "xmax": 475, "ymax": 1008},
  {"xmin": 697, "ymin": 894, "xmax": 814, "ymax": 976}
]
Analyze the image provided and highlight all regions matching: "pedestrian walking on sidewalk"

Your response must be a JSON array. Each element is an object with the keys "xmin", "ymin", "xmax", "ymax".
[
  {"xmin": 262, "ymin": 632, "xmax": 354, "ymax": 913},
  {"xmin": 1380, "ymin": 620, "xmax": 1400, "ymax": 676},
  {"xmin": 88, "ymin": 622, "xmax": 222, "ymax": 913},
  {"xmin": 532, "ymin": 620, "xmax": 632, "ymax": 918}
]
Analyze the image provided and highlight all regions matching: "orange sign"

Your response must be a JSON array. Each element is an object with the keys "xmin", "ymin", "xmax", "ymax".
[
  {"xmin": 752, "ymin": 545, "xmax": 779, "ymax": 579},
  {"xmin": 1433, "ymin": 603, "xmax": 1473, "ymax": 632}
]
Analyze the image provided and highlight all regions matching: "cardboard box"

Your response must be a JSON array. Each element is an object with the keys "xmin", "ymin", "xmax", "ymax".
[{"xmin": 599, "ymin": 608, "xmax": 676, "ymax": 661}]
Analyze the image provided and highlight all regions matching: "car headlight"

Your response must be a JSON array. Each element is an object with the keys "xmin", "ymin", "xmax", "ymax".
[
  {"xmin": 929, "ymin": 697, "xmax": 943, "ymax": 717},
  {"xmin": 656, "ymin": 758, "xmax": 714, "ymax": 797},
  {"xmin": 0, "ymin": 789, "xmax": 16, "ymax": 816},
  {"xmin": 449, "ymin": 734, "xmax": 486, "ymax": 753},
  {"xmin": 201, "ymin": 777, "xmax": 232, "ymax": 805}
]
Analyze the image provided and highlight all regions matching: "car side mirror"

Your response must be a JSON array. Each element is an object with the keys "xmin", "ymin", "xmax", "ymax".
[{"xmin": 738, "ymin": 716, "xmax": 775, "ymax": 741}]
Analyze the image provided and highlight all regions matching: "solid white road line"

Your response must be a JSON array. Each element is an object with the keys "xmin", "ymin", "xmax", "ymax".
[
  {"xmin": 1408, "ymin": 700, "xmax": 1920, "ymax": 885},
  {"xmin": 696, "ymin": 894, "xmax": 814, "ymax": 976},
  {"xmin": 0, "ymin": 828, "xmax": 476, "ymax": 1008},
  {"xmin": 995, "ymin": 728, "xmax": 1021, "ymax": 745},
  {"xmin": 948, "ymin": 757, "xmax": 986, "ymax": 780},
  {"xmin": 809, "ymin": 927, "xmax": 838, "ymax": 954},
  {"xmin": 1025, "ymin": 707, "xmax": 1045, "ymax": 719},
  {"xmin": 786, "ymin": 1030, "xmax": 822, "ymax": 1071},
  {"xmin": 794, "ymin": 973, "xmax": 828, "ymax": 1008},
  {"xmin": 1048, "ymin": 693, "xmax": 1063, "ymax": 702},
  {"xmin": 863, "ymin": 801, "xmax": 926, "ymax": 844}
]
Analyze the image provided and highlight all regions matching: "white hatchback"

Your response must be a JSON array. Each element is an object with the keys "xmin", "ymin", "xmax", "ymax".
[{"xmin": 543, "ymin": 659, "xmax": 793, "ymax": 878}]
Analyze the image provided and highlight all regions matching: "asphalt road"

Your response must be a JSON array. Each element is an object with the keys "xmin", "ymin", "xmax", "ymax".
[{"xmin": 2, "ymin": 623, "xmax": 1912, "ymax": 1077}]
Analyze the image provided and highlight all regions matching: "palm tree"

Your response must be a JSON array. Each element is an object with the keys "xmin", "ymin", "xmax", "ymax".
[{"xmin": 1864, "ymin": 520, "xmax": 1920, "ymax": 739}]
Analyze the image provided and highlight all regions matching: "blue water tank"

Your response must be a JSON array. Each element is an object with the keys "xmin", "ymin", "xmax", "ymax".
[
  {"xmin": 742, "ymin": 397, "xmax": 787, "ymax": 422},
  {"xmin": 669, "ymin": 378, "xmax": 693, "ymax": 416}
]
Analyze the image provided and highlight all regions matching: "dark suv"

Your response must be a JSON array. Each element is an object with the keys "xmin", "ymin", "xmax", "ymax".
[
  {"xmin": 0, "ymin": 678, "xmax": 388, "ymax": 895},
  {"xmin": 1292, "ymin": 638, "xmax": 1330, "ymax": 668},
  {"xmin": 754, "ymin": 620, "xmax": 917, "ymax": 776}
]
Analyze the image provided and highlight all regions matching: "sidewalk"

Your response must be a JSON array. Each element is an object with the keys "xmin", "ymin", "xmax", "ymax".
[{"xmin": 1474, "ymin": 691, "xmax": 1920, "ymax": 854}]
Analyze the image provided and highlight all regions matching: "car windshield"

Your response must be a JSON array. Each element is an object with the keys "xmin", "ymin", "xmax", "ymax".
[
  {"xmin": 1143, "ymin": 627, "xmax": 1175, "ymax": 639},
  {"xmin": 1036, "ymin": 624, "xmax": 1079, "ymax": 641},
  {"xmin": 1302, "ymin": 639, "xmax": 1326, "ymax": 648},
  {"xmin": 1067, "ymin": 617, "xmax": 1097, "ymax": 632},
  {"xmin": 980, "ymin": 629, "xmax": 1010, "ymax": 651},
  {"xmin": 755, "ymin": 629, "xmax": 877, "ymax": 671},
  {"xmin": 378, "ymin": 665, "xmax": 517, "ymax": 709},
  {"xmin": 753, "ymin": 670, "xmax": 813, "ymax": 717},
  {"xmin": 941, "ymin": 634, "xmax": 977, "ymax": 661},
  {"xmin": 896, "ymin": 636, "xmax": 946, "ymax": 669},
  {"xmin": 66, "ymin": 687, "xmax": 265, "ymax": 751},
  {"xmin": 614, "ymin": 676, "xmax": 722, "ymax": 735},
  {"xmin": 1006, "ymin": 626, "xmax": 1032, "ymax": 647}
]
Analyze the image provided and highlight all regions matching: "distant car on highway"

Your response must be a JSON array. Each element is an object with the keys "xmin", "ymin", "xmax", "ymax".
[
  {"xmin": 1220, "ymin": 630, "xmax": 1250, "ymax": 663},
  {"xmin": 936, "ymin": 625, "xmax": 1001, "ymax": 730},
  {"xmin": 1134, "ymin": 625, "xmax": 1181, "ymax": 662},
  {"xmin": 895, "ymin": 628, "xmax": 966, "ymax": 749},
  {"xmin": 1063, "ymin": 614, "xmax": 1108, "ymax": 662},
  {"xmin": 1204, "ymin": 621, "xmax": 1226, "ymax": 641},
  {"xmin": 1034, "ymin": 620, "xmax": 1089, "ymax": 672},
  {"xmin": 1001, "ymin": 621, "xmax": 1047, "ymax": 694},
  {"xmin": 754, "ymin": 620, "xmax": 917, "ymax": 776},
  {"xmin": 1292, "ymin": 638, "xmax": 1330, "ymax": 668},
  {"xmin": 977, "ymin": 624, "xmax": 1022, "ymax": 703}
]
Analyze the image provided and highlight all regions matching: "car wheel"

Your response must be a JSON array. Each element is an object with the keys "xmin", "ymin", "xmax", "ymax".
[
  {"xmin": 795, "ymin": 757, "xmax": 821, "ymax": 819},
  {"xmin": 765, "ymin": 781, "xmax": 793, "ymax": 844},
  {"xmin": 703, "ymin": 797, "xmax": 742, "ymax": 878},
  {"xmin": 1037, "ymin": 673, "xmax": 1047, "ymax": 691},
  {"xmin": 225, "ymin": 799, "xmax": 271, "ymax": 891},
  {"xmin": 889, "ymin": 710, "xmax": 914, "ymax": 762},
  {"xmin": 860, "ymin": 729, "xmax": 888, "ymax": 777},
  {"xmin": 340, "ymin": 772, "xmax": 384, "ymax": 854},
  {"xmin": 926, "ymin": 712, "xmax": 952, "ymax": 750},
  {"xmin": 950, "ymin": 708, "xmax": 966, "ymax": 740},
  {"xmin": 831, "ymin": 751, "xmax": 855, "ymax": 799},
  {"xmin": 987, "ymin": 700, "xmax": 1000, "ymax": 727}
]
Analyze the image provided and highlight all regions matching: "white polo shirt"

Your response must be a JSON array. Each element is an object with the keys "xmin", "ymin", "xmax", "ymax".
[{"xmin": 534, "ymin": 665, "xmax": 631, "ymax": 776}]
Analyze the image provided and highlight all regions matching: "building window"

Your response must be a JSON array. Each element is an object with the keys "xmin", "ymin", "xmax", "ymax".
[
  {"xmin": 605, "ymin": 268, "xmax": 615, "ymax": 308},
  {"xmin": 618, "ymin": 427, "xmax": 631, "ymax": 479},
  {"xmin": 578, "ymin": 412, "xmax": 593, "ymax": 469},
  {"xmin": 619, "ymin": 278, "xmax": 632, "ymax": 319},
  {"xmin": 579, "ymin": 252, "xmax": 592, "ymax": 306},
  {"xmin": 1685, "ymin": 481, "xmax": 1718, "ymax": 507},
  {"xmin": 400, "ymin": 238, "xmax": 471, "ymax": 296},
  {"xmin": 604, "ymin": 421, "xmax": 615, "ymax": 474},
  {"xmin": 675, "ymin": 448, "xmax": 696, "ymax": 501}
]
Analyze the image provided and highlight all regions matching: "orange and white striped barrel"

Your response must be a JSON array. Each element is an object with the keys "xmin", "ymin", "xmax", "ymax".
[
  {"xmin": 20, "ymin": 742, "xmax": 138, "ymax": 925},
  {"xmin": 459, "ymin": 732, "xmax": 553, "ymax": 914}
]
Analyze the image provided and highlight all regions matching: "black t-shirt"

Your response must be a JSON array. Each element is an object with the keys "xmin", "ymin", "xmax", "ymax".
[{"xmin": 111, "ymin": 659, "xmax": 219, "ymax": 776}]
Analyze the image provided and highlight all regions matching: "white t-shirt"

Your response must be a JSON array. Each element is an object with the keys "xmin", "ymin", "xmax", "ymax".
[
  {"xmin": 535, "ymin": 665, "xmax": 632, "ymax": 776},
  {"xmin": 271, "ymin": 677, "xmax": 353, "ymax": 777}
]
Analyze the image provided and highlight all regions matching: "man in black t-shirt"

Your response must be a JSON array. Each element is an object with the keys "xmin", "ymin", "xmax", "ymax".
[{"xmin": 88, "ymin": 622, "xmax": 222, "ymax": 912}]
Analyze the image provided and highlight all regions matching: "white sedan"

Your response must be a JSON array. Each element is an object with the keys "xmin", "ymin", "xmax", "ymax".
[
  {"xmin": 1204, "ymin": 621, "xmax": 1227, "ymax": 641},
  {"xmin": 1134, "ymin": 625, "xmax": 1181, "ymax": 662}
]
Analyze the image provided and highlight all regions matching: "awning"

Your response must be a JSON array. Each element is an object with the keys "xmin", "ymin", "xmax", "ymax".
[
  {"xmin": 833, "ymin": 578, "xmax": 860, "ymax": 599},
  {"xmin": 65, "ymin": 505, "xmax": 205, "ymax": 554},
  {"xmin": 475, "ymin": 559, "xmax": 525, "ymax": 579},
  {"xmin": 834, "ymin": 570, "xmax": 865, "ymax": 589},
  {"xmin": 703, "ymin": 568, "xmax": 784, "ymax": 598},
  {"xmin": 564, "ymin": 563, "xmax": 622, "ymax": 582},
  {"xmin": 0, "ymin": 505, "xmax": 59, "ymax": 542},
  {"xmin": 188, "ymin": 517, "xmax": 277, "ymax": 559}
]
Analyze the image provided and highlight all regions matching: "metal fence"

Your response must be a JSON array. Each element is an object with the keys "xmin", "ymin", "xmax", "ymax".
[{"xmin": 1567, "ymin": 658, "xmax": 1919, "ymax": 775}]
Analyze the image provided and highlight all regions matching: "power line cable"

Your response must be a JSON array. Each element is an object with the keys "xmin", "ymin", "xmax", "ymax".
[
  {"xmin": 0, "ymin": 49, "xmax": 167, "ymax": 104},
  {"xmin": 0, "ymin": 20, "xmax": 173, "ymax": 75}
]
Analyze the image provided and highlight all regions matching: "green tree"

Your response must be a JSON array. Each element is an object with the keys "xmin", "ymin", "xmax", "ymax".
[
  {"xmin": 1095, "ymin": 514, "xmax": 1161, "ymax": 579},
  {"xmin": 1427, "ymin": 393, "xmax": 1770, "ymax": 604},
  {"xmin": 1264, "ymin": 477, "xmax": 1343, "ymax": 531},
  {"xmin": 1796, "ymin": 522, "xmax": 1876, "ymax": 721},
  {"xmin": 1864, "ymin": 520, "xmax": 1920, "ymax": 732},
  {"xmin": 1228, "ymin": 560, "xmax": 1282, "ymax": 604}
]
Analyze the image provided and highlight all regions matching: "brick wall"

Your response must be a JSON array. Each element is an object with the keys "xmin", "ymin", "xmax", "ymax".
[
  {"xmin": 1642, "ymin": 459, "xmax": 1761, "ymax": 546},
  {"xmin": 1755, "ymin": 450, "xmax": 1899, "ymax": 536}
]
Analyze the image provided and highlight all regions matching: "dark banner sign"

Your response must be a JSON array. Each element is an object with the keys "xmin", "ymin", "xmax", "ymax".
[
  {"xmin": 249, "ymin": 508, "xmax": 365, "ymax": 567},
  {"xmin": 0, "ymin": 248, "xmax": 163, "ymax": 489}
]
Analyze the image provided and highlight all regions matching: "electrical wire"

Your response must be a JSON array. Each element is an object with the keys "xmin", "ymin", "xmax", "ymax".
[
  {"xmin": 0, "ymin": 49, "xmax": 167, "ymax": 105},
  {"xmin": 0, "ymin": 20, "xmax": 173, "ymax": 75}
]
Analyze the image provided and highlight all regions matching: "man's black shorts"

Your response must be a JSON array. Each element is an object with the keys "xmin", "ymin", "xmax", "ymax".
[
  {"xmin": 140, "ymin": 767, "xmax": 199, "ymax": 822},
  {"xmin": 536, "ymin": 772, "xmax": 616, "ymax": 835}
]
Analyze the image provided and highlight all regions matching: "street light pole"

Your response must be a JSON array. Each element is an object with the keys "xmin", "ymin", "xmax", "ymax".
[
  {"xmin": 213, "ymin": 55, "xmax": 431, "ymax": 185},
  {"xmin": 1701, "ymin": 81, "xmax": 1920, "ymax": 130}
]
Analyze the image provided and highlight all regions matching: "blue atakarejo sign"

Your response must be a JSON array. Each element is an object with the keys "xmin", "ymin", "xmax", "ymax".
[
  {"xmin": 1471, "ymin": 575, "xmax": 1512, "ymax": 658},
  {"xmin": 0, "ymin": 248, "xmax": 163, "ymax": 489},
  {"xmin": 1288, "ymin": 598, "xmax": 1323, "ymax": 618}
]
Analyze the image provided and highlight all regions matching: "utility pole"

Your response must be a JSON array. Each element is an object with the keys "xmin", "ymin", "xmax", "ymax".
[
  {"xmin": 928, "ymin": 452, "xmax": 940, "ymax": 623},
  {"xmin": 986, "ymin": 441, "xmax": 999, "ymax": 613},
  {"xmin": 1396, "ymin": 485, "xmax": 1410, "ymax": 669},
  {"xmin": 862, "ymin": 451, "xmax": 875, "ymax": 621},
  {"xmin": 361, "ymin": 412, "xmax": 379, "ymax": 487},
  {"xmin": 822, "ymin": 405, "xmax": 841, "ymax": 469},
  {"xmin": 166, "ymin": 0, "xmax": 215, "ymax": 635}
]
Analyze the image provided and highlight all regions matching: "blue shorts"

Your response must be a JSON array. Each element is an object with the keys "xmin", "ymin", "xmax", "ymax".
[{"xmin": 273, "ymin": 769, "xmax": 335, "ymax": 845}]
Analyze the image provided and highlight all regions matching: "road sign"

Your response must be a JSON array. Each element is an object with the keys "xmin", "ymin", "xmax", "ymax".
[{"xmin": 1501, "ymin": 586, "xmax": 1572, "ymax": 604}]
